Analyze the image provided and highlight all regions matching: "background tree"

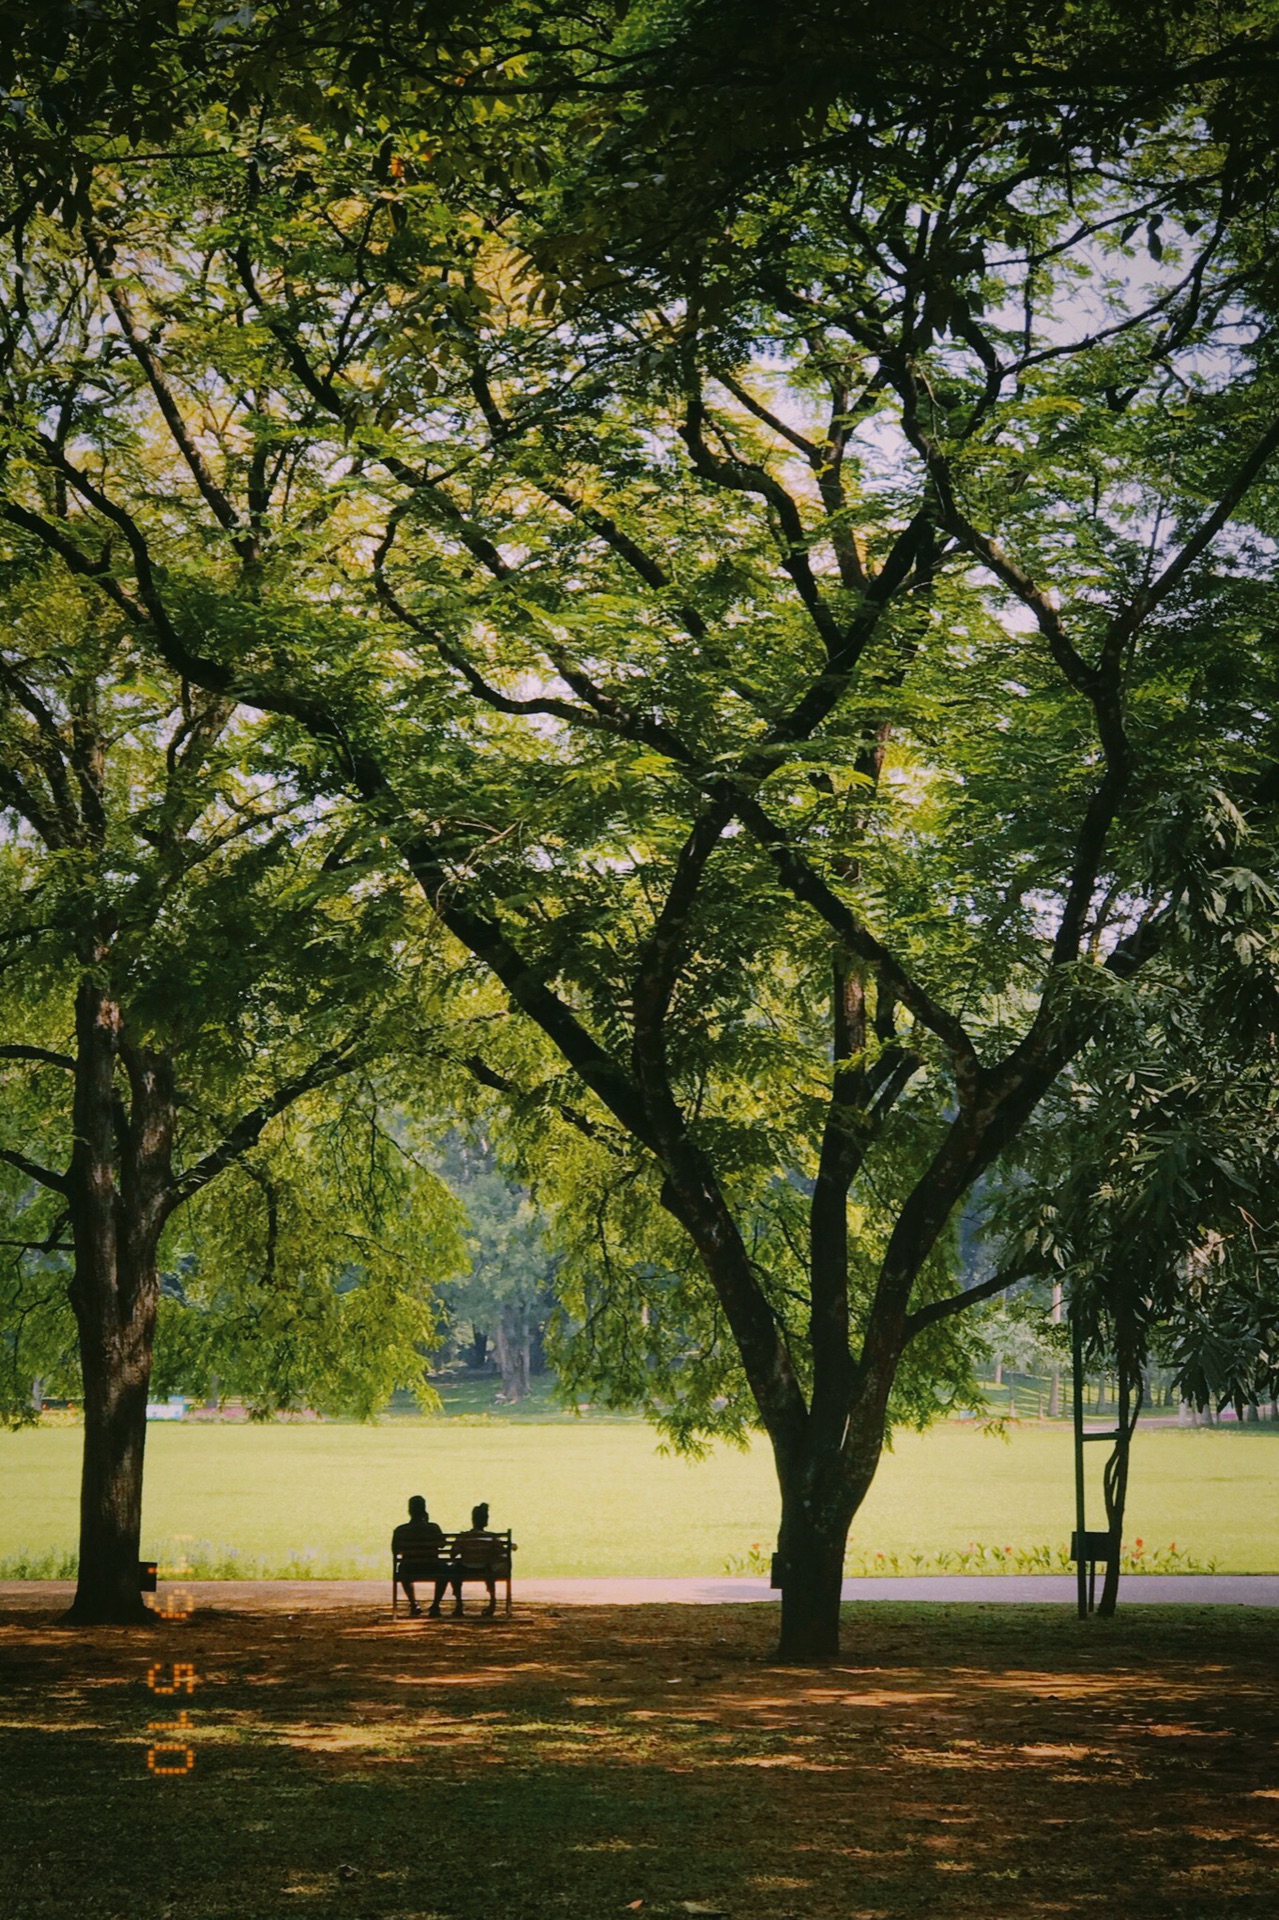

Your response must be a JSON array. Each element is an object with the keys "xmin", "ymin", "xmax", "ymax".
[
  {"xmin": 0, "ymin": 569, "xmax": 464, "ymax": 1621},
  {"xmin": 2, "ymin": 1, "xmax": 1279, "ymax": 1655},
  {"xmin": 433, "ymin": 1130, "xmax": 557, "ymax": 1400},
  {"xmin": 991, "ymin": 876, "xmax": 1279, "ymax": 1612}
]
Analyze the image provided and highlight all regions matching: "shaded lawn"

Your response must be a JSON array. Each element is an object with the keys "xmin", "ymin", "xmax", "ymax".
[{"xmin": 2, "ymin": 1602, "xmax": 1277, "ymax": 1919}]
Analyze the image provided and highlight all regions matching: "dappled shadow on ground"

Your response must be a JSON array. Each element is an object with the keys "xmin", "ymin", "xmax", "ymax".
[{"xmin": 2, "ymin": 1602, "xmax": 1277, "ymax": 1918}]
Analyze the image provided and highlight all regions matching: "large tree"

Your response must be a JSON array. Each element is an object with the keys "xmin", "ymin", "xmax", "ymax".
[
  {"xmin": 3, "ymin": 1, "xmax": 1279, "ymax": 1654},
  {"xmin": 0, "ymin": 574, "xmax": 463, "ymax": 1621}
]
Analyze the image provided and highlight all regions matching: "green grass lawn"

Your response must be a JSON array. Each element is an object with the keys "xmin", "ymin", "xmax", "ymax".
[{"xmin": 3, "ymin": 1416, "xmax": 1278, "ymax": 1576}]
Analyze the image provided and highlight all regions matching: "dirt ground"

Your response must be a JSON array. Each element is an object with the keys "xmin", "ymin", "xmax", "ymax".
[{"xmin": 2, "ymin": 1600, "xmax": 1276, "ymax": 1919}]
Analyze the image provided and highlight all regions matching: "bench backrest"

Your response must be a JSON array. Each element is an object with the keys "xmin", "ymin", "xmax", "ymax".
[{"xmin": 394, "ymin": 1529, "xmax": 513, "ymax": 1574}]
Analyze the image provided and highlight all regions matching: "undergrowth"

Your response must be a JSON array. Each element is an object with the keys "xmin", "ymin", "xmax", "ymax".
[
  {"xmin": 0, "ymin": 1537, "xmax": 1222, "ymax": 1582},
  {"xmin": 722, "ymin": 1538, "xmax": 1220, "ymax": 1577},
  {"xmin": 0, "ymin": 1539, "xmax": 386, "ymax": 1581}
]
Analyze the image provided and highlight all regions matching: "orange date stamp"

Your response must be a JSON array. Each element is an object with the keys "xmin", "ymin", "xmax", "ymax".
[
  {"xmin": 145, "ymin": 1661, "xmax": 198, "ymax": 1775},
  {"xmin": 144, "ymin": 1539, "xmax": 201, "ymax": 1774}
]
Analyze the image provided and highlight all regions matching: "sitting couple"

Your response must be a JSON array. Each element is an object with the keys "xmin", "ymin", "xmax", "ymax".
[{"xmin": 393, "ymin": 1496, "xmax": 503, "ymax": 1618}]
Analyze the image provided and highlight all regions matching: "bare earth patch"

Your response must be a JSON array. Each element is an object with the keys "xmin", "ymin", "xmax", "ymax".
[{"xmin": 2, "ymin": 1602, "xmax": 1276, "ymax": 1918}]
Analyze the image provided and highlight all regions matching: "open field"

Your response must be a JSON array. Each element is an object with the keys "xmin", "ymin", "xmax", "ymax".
[
  {"xmin": 2, "ymin": 1599, "xmax": 1277, "ymax": 1919},
  {"xmin": 3, "ymin": 1420, "xmax": 1278, "ymax": 1576}
]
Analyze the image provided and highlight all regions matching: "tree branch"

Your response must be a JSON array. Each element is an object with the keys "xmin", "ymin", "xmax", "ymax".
[
  {"xmin": 718, "ymin": 370, "xmax": 869, "ymax": 593},
  {"xmin": 87, "ymin": 228, "xmax": 257, "ymax": 561},
  {"xmin": 715, "ymin": 370, "xmax": 822, "ymax": 461},
  {"xmin": 904, "ymin": 1262, "xmax": 1032, "ymax": 1339},
  {"xmin": 0, "ymin": 659, "xmax": 80, "ymax": 838},
  {"xmin": 460, "ymin": 1053, "xmax": 619, "ymax": 1150},
  {"xmin": 0, "ymin": 1045, "xmax": 75, "ymax": 1070},
  {"xmin": 0, "ymin": 499, "xmax": 153, "ymax": 631},
  {"xmin": 1135, "ymin": 412, "xmax": 1279, "ymax": 620},
  {"xmin": 468, "ymin": 364, "xmax": 710, "ymax": 641},
  {"xmin": 0, "ymin": 757, "xmax": 69, "ymax": 851},
  {"xmin": 169, "ymin": 1043, "xmax": 361, "ymax": 1208},
  {"xmin": 0, "ymin": 1147, "xmax": 68, "ymax": 1194},
  {"xmin": 400, "ymin": 828, "xmax": 659, "ymax": 1153},
  {"xmin": 631, "ymin": 796, "xmax": 735, "ymax": 1071},
  {"xmin": 681, "ymin": 396, "xmax": 842, "ymax": 654},
  {"xmin": 733, "ymin": 792, "xmax": 982, "ymax": 1089},
  {"xmin": 766, "ymin": 503, "xmax": 936, "ymax": 746},
  {"xmin": 373, "ymin": 509, "xmax": 605, "ymax": 728}
]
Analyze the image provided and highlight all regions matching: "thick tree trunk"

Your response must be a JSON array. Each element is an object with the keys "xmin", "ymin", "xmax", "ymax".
[
  {"xmin": 771, "ymin": 1413, "xmax": 879, "ymax": 1662},
  {"xmin": 64, "ymin": 982, "xmax": 175, "ymax": 1626},
  {"xmin": 775, "ymin": 1489, "xmax": 849, "ymax": 1662},
  {"xmin": 68, "ymin": 1277, "xmax": 157, "ymax": 1625}
]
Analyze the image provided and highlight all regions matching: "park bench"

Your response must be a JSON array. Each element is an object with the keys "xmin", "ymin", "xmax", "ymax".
[{"xmin": 391, "ymin": 1530, "xmax": 515, "ymax": 1617}]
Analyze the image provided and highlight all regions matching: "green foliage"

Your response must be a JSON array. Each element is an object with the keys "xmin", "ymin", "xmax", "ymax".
[
  {"xmin": 0, "ymin": 569, "xmax": 468, "ymax": 1423},
  {"xmin": 988, "ymin": 871, "xmax": 1279, "ymax": 1415},
  {"xmin": 150, "ymin": 1112, "xmax": 464, "ymax": 1419},
  {"xmin": 529, "ymin": 1111, "xmax": 991, "ymax": 1454}
]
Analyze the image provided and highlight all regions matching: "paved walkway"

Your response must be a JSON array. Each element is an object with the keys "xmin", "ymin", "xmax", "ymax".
[{"xmin": 4, "ymin": 1574, "xmax": 1279, "ymax": 1611}]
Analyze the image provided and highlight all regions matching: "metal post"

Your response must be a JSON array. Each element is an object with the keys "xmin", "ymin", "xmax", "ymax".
[{"xmin": 1072, "ymin": 1316, "xmax": 1088, "ymax": 1621}]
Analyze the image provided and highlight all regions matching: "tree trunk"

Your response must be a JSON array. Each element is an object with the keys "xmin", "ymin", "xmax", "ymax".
[
  {"xmin": 1097, "ymin": 1342, "xmax": 1142, "ymax": 1619},
  {"xmin": 493, "ymin": 1311, "xmax": 529, "ymax": 1402},
  {"xmin": 69, "ymin": 1272, "xmax": 157, "ymax": 1624},
  {"xmin": 775, "ymin": 1508, "xmax": 847, "ymax": 1662},
  {"xmin": 771, "ymin": 1424, "xmax": 873, "ymax": 1662},
  {"xmin": 64, "ymin": 983, "xmax": 176, "ymax": 1626}
]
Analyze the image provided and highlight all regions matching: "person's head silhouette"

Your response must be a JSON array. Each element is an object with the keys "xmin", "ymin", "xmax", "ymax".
[
  {"xmin": 408, "ymin": 1495, "xmax": 428, "ymax": 1519},
  {"xmin": 472, "ymin": 1502, "xmax": 489, "ymax": 1529}
]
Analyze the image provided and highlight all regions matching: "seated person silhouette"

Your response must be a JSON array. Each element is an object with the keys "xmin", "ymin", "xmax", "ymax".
[
  {"xmin": 436, "ymin": 1501, "xmax": 502, "ymax": 1618},
  {"xmin": 391, "ymin": 1495, "xmax": 445, "ymax": 1618}
]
